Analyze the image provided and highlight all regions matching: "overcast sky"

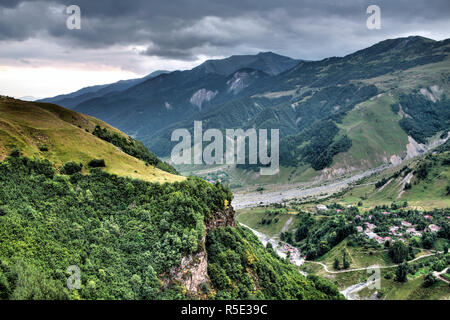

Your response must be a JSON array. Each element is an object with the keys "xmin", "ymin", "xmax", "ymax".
[{"xmin": 1, "ymin": 0, "xmax": 449, "ymax": 98}]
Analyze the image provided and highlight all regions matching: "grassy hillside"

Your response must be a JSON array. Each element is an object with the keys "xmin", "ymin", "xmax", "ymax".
[
  {"xmin": 0, "ymin": 97, "xmax": 182, "ymax": 183},
  {"xmin": 0, "ymin": 156, "xmax": 229, "ymax": 299},
  {"xmin": 333, "ymin": 93, "xmax": 409, "ymax": 170},
  {"xmin": 332, "ymin": 142, "xmax": 450, "ymax": 209}
]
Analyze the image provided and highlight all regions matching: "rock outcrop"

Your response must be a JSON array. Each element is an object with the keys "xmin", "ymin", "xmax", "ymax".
[{"xmin": 163, "ymin": 205, "xmax": 235, "ymax": 296}]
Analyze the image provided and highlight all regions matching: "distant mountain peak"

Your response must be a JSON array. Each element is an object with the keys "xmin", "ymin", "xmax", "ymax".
[{"xmin": 195, "ymin": 52, "xmax": 299, "ymax": 76}]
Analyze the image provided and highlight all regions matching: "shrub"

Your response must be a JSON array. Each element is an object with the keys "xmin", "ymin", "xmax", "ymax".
[
  {"xmin": 0, "ymin": 206, "xmax": 8, "ymax": 216},
  {"xmin": 60, "ymin": 161, "xmax": 83, "ymax": 175},
  {"xmin": 422, "ymin": 273, "xmax": 437, "ymax": 288},
  {"xmin": 88, "ymin": 159, "xmax": 106, "ymax": 168},
  {"xmin": 9, "ymin": 149, "xmax": 21, "ymax": 157}
]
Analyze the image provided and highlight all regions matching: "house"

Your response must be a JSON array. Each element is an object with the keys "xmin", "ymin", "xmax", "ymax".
[
  {"xmin": 357, "ymin": 226, "xmax": 363, "ymax": 233},
  {"xmin": 336, "ymin": 209, "xmax": 344, "ymax": 213},
  {"xmin": 375, "ymin": 236, "xmax": 385, "ymax": 244},
  {"xmin": 428, "ymin": 224, "xmax": 440, "ymax": 232},
  {"xmin": 381, "ymin": 211, "xmax": 391, "ymax": 215},
  {"xmin": 401, "ymin": 221, "xmax": 412, "ymax": 227},
  {"xmin": 365, "ymin": 231, "xmax": 378, "ymax": 239},
  {"xmin": 389, "ymin": 226, "xmax": 399, "ymax": 233},
  {"xmin": 405, "ymin": 228, "xmax": 422, "ymax": 237},
  {"xmin": 316, "ymin": 205, "xmax": 328, "ymax": 211},
  {"xmin": 424, "ymin": 215, "xmax": 431, "ymax": 220},
  {"xmin": 355, "ymin": 215, "xmax": 362, "ymax": 220},
  {"xmin": 406, "ymin": 227, "xmax": 416, "ymax": 234},
  {"xmin": 364, "ymin": 222, "xmax": 376, "ymax": 230}
]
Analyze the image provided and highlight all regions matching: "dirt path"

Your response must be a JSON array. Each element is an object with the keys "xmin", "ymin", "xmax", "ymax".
[
  {"xmin": 433, "ymin": 267, "xmax": 450, "ymax": 284},
  {"xmin": 397, "ymin": 171, "xmax": 414, "ymax": 199},
  {"xmin": 306, "ymin": 252, "xmax": 437, "ymax": 274},
  {"xmin": 281, "ymin": 216, "xmax": 294, "ymax": 233},
  {"xmin": 378, "ymin": 178, "xmax": 393, "ymax": 192},
  {"xmin": 341, "ymin": 281, "xmax": 373, "ymax": 300}
]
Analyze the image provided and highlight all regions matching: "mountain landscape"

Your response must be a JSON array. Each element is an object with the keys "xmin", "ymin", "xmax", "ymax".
[
  {"xmin": 0, "ymin": 96, "xmax": 343, "ymax": 300},
  {"xmin": 47, "ymin": 36, "xmax": 450, "ymax": 192},
  {"xmin": 1, "ymin": 36, "xmax": 449, "ymax": 301}
]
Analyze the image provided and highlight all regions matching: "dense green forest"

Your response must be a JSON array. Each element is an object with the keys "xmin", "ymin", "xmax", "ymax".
[
  {"xmin": 398, "ymin": 94, "xmax": 450, "ymax": 144},
  {"xmin": 0, "ymin": 154, "xmax": 230, "ymax": 299},
  {"xmin": 280, "ymin": 120, "xmax": 353, "ymax": 170},
  {"xmin": 206, "ymin": 226, "xmax": 343, "ymax": 299},
  {"xmin": 0, "ymin": 154, "xmax": 340, "ymax": 300}
]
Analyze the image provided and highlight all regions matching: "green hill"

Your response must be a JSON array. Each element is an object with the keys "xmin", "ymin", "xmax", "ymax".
[
  {"xmin": 0, "ymin": 96, "xmax": 182, "ymax": 183},
  {"xmin": 331, "ymin": 140, "xmax": 450, "ymax": 209}
]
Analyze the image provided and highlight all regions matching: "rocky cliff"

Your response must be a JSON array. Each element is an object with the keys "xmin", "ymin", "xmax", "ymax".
[{"xmin": 163, "ymin": 205, "xmax": 236, "ymax": 297}]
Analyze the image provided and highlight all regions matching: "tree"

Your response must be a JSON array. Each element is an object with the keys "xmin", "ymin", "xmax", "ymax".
[
  {"xmin": 422, "ymin": 233, "xmax": 436, "ymax": 249},
  {"xmin": 60, "ymin": 161, "xmax": 83, "ymax": 175},
  {"xmin": 342, "ymin": 250, "xmax": 350, "ymax": 269},
  {"xmin": 389, "ymin": 241, "xmax": 409, "ymax": 263},
  {"xmin": 395, "ymin": 262, "xmax": 409, "ymax": 283},
  {"xmin": 422, "ymin": 273, "xmax": 437, "ymax": 288},
  {"xmin": 88, "ymin": 159, "xmax": 106, "ymax": 168},
  {"xmin": 130, "ymin": 274, "xmax": 142, "ymax": 299},
  {"xmin": 333, "ymin": 258, "xmax": 340, "ymax": 270},
  {"xmin": 142, "ymin": 266, "xmax": 160, "ymax": 300}
]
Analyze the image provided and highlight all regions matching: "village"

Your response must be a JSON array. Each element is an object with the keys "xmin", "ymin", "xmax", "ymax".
[{"xmin": 315, "ymin": 204, "xmax": 443, "ymax": 246}]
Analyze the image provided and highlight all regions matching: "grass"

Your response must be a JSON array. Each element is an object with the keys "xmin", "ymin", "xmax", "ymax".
[
  {"xmin": 313, "ymin": 268, "xmax": 369, "ymax": 291},
  {"xmin": 0, "ymin": 97, "xmax": 184, "ymax": 183},
  {"xmin": 334, "ymin": 93, "xmax": 409, "ymax": 170},
  {"xmin": 381, "ymin": 272, "xmax": 450, "ymax": 300},
  {"xmin": 317, "ymin": 240, "xmax": 392, "ymax": 270},
  {"xmin": 235, "ymin": 206, "xmax": 297, "ymax": 237},
  {"xmin": 328, "ymin": 149, "xmax": 450, "ymax": 210}
]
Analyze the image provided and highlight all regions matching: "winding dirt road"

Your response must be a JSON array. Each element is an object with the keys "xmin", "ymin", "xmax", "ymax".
[{"xmin": 306, "ymin": 252, "xmax": 438, "ymax": 274}]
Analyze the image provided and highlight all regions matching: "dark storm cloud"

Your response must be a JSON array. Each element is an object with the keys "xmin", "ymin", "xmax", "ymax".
[{"xmin": 0, "ymin": 0, "xmax": 449, "ymax": 63}]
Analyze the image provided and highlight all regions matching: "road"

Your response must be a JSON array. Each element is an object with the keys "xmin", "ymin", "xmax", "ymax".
[
  {"xmin": 433, "ymin": 267, "xmax": 450, "ymax": 284},
  {"xmin": 306, "ymin": 252, "xmax": 438, "ymax": 274},
  {"xmin": 240, "ymin": 223, "xmax": 305, "ymax": 266},
  {"xmin": 340, "ymin": 281, "xmax": 374, "ymax": 300}
]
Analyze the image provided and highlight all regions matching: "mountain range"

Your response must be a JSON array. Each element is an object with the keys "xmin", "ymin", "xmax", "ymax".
[{"xmin": 40, "ymin": 36, "xmax": 450, "ymax": 186}]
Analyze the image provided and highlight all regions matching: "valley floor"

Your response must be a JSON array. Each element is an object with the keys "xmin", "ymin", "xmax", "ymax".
[{"xmin": 232, "ymin": 166, "xmax": 386, "ymax": 209}]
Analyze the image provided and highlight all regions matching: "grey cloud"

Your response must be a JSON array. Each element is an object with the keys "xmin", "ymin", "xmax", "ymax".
[{"xmin": 0, "ymin": 0, "xmax": 449, "ymax": 68}]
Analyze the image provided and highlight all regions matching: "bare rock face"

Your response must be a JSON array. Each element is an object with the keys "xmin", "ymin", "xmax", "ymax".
[
  {"xmin": 167, "ymin": 250, "xmax": 209, "ymax": 295},
  {"xmin": 205, "ymin": 206, "xmax": 235, "ymax": 232},
  {"xmin": 189, "ymin": 88, "xmax": 218, "ymax": 110},
  {"xmin": 163, "ymin": 205, "xmax": 235, "ymax": 297}
]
